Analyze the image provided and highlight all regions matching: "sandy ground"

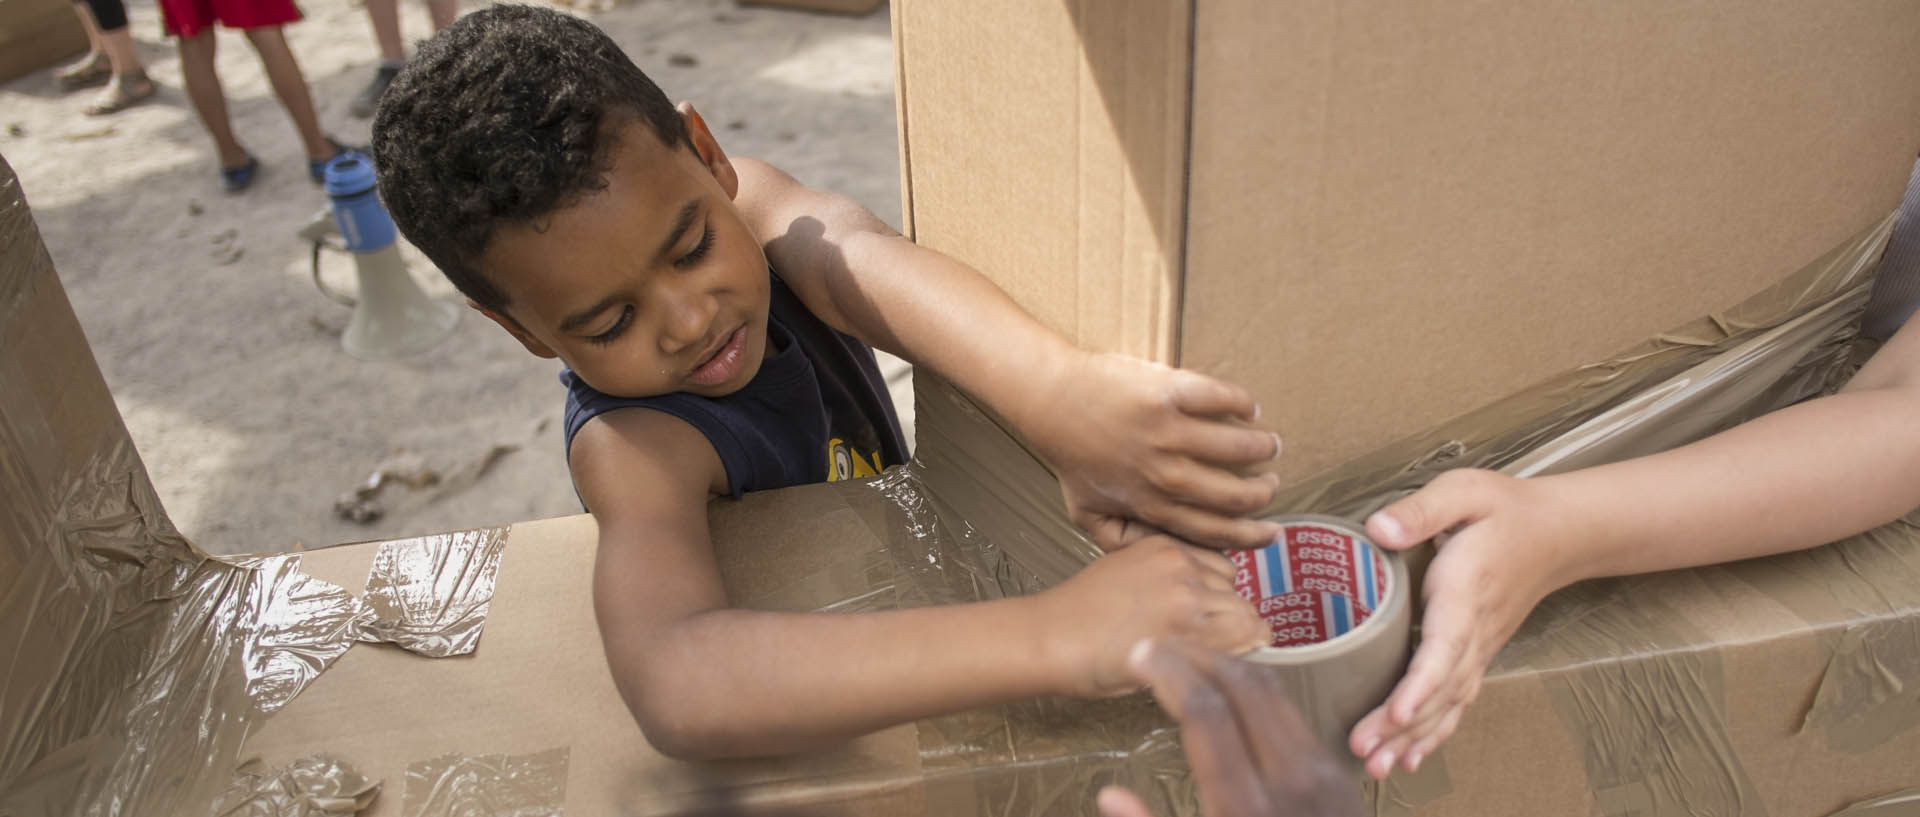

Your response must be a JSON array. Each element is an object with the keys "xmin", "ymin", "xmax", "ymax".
[{"xmin": 0, "ymin": 0, "xmax": 909, "ymax": 555}]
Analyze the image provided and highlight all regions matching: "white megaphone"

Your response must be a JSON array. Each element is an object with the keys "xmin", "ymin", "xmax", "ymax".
[{"xmin": 299, "ymin": 153, "xmax": 457, "ymax": 360}]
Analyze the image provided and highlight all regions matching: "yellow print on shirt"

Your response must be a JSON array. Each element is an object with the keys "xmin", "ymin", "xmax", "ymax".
[{"xmin": 826, "ymin": 437, "xmax": 885, "ymax": 482}]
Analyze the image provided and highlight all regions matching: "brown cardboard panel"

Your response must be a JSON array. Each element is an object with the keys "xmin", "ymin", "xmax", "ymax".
[
  {"xmin": 243, "ymin": 508, "xmax": 929, "ymax": 817},
  {"xmin": 1183, "ymin": 0, "xmax": 1920, "ymax": 486},
  {"xmin": 896, "ymin": 0, "xmax": 1920, "ymax": 486},
  {"xmin": 895, "ymin": 0, "xmax": 1189, "ymax": 362},
  {"xmin": 0, "ymin": 0, "xmax": 88, "ymax": 84}
]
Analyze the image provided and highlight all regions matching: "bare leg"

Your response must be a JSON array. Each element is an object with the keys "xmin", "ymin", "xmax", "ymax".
[
  {"xmin": 244, "ymin": 26, "xmax": 334, "ymax": 160},
  {"xmin": 55, "ymin": 4, "xmax": 110, "ymax": 85},
  {"xmin": 427, "ymin": 0, "xmax": 457, "ymax": 32},
  {"xmin": 98, "ymin": 26, "xmax": 145, "ymax": 78},
  {"xmin": 177, "ymin": 30, "xmax": 250, "ymax": 167},
  {"xmin": 74, "ymin": 4, "xmax": 106, "ymax": 59},
  {"xmin": 364, "ymin": 0, "xmax": 405, "ymax": 62}
]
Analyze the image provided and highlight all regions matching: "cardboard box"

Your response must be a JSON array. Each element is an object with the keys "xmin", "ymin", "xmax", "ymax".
[
  {"xmin": 891, "ymin": 0, "xmax": 1920, "ymax": 487},
  {"xmin": 0, "ymin": 0, "xmax": 88, "ymax": 85},
  {"xmin": 7, "ymin": 145, "xmax": 1920, "ymax": 817},
  {"xmin": 13, "ymin": 0, "xmax": 1920, "ymax": 811}
]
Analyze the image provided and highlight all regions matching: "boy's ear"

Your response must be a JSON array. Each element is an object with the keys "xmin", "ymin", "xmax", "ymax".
[
  {"xmin": 677, "ymin": 101, "xmax": 738, "ymax": 200},
  {"xmin": 469, "ymin": 298, "xmax": 559, "ymax": 359}
]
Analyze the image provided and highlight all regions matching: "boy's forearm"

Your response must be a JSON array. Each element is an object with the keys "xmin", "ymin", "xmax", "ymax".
[
  {"xmin": 613, "ymin": 595, "xmax": 1062, "ymax": 759},
  {"xmin": 829, "ymin": 231, "xmax": 1080, "ymax": 430},
  {"xmin": 1541, "ymin": 385, "xmax": 1920, "ymax": 584}
]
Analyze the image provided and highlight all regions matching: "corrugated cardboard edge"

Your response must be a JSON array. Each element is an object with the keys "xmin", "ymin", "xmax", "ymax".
[{"xmin": 893, "ymin": 0, "xmax": 1188, "ymax": 362}]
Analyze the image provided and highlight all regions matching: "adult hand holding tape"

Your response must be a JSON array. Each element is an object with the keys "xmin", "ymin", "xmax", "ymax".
[{"xmin": 1095, "ymin": 638, "xmax": 1367, "ymax": 817}]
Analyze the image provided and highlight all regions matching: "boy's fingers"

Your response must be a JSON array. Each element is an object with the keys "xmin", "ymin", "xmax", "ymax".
[
  {"xmin": 1096, "ymin": 786, "xmax": 1156, "ymax": 817},
  {"xmin": 1169, "ymin": 372, "xmax": 1260, "ymax": 422},
  {"xmin": 1365, "ymin": 470, "xmax": 1499, "ymax": 549},
  {"xmin": 1180, "ymin": 544, "xmax": 1240, "ymax": 582},
  {"xmin": 1366, "ymin": 731, "xmax": 1420, "ymax": 781},
  {"xmin": 1075, "ymin": 507, "xmax": 1159, "ymax": 552},
  {"xmin": 1349, "ymin": 703, "xmax": 1398, "ymax": 759},
  {"xmin": 1384, "ymin": 635, "xmax": 1459, "ymax": 727},
  {"xmin": 1143, "ymin": 501, "xmax": 1284, "ymax": 550},
  {"xmin": 1171, "ymin": 423, "xmax": 1283, "ymax": 467},
  {"xmin": 1148, "ymin": 461, "xmax": 1279, "ymax": 517},
  {"xmin": 1405, "ymin": 707, "xmax": 1464, "ymax": 773},
  {"xmin": 1197, "ymin": 596, "xmax": 1270, "ymax": 653}
]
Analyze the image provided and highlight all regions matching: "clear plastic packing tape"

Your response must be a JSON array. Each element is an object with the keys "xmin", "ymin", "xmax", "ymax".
[
  {"xmin": 400, "ymin": 748, "xmax": 568, "ymax": 817},
  {"xmin": 0, "ymin": 154, "xmax": 487, "ymax": 817},
  {"xmin": 356, "ymin": 527, "xmax": 509, "ymax": 657},
  {"xmin": 0, "ymin": 436, "xmax": 371, "ymax": 817},
  {"xmin": 895, "ymin": 212, "xmax": 1910, "ymax": 816},
  {"xmin": 214, "ymin": 754, "xmax": 382, "ymax": 817}
]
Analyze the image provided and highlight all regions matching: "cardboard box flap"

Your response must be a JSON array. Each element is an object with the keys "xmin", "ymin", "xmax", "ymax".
[
  {"xmin": 897, "ymin": 0, "xmax": 1920, "ymax": 484},
  {"xmin": 894, "ymin": 0, "xmax": 1189, "ymax": 362}
]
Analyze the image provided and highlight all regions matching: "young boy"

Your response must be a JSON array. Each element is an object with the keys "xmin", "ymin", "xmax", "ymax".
[
  {"xmin": 1347, "ymin": 250, "xmax": 1920, "ymax": 779},
  {"xmin": 372, "ymin": 5, "xmax": 1285, "ymax": 759}
]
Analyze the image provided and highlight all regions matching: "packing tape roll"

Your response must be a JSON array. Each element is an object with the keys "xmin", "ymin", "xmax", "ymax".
[{"xmin": 1233, "ymin": 514, "xmax": 1413, "ymax": 762}]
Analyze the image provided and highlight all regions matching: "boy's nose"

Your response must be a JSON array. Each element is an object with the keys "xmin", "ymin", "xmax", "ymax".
[{"xmin": 658, "ymin": 289, "xmax": 719, "ymax": 355}]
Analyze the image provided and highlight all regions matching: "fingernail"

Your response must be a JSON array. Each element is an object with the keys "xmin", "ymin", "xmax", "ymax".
[
  {"xmin": 1407, "ymin": 749, "xmax": 1424, "ymax": 771},
  {"xmin": 1252, "ymin": 403, "xmax": 1262, "ymax": 421},
  {"xmin": 1369, "ymin": 511, "xmax": 1405, "ymax": 545},
  {"xmin": 1269, "ymin": 433, "xmax": 1284, "ymax": 460},
  {"xmin": 1376, "ymin": 750, "xmax": 1396, "ymax": 778}
]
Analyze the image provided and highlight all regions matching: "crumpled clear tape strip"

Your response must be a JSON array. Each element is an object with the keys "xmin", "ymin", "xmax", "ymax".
[
  {"xmin": 401, "ymin": 747, "xmax": 568, "ymax": 817},
  {"xmin": 213, "ymin": 754, "xmax": 382, "ymax": 817},
  {"xmin": 0, "ymin": 442, "xmax": 370, "ymax": 817},
  {"xmin": 356, "ymin": 527, "xmax": 509, "ymax": 657}
]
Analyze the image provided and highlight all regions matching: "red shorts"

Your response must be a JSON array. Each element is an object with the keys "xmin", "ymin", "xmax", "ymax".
[{"xmin": 159, "ymin": 0, "xmax": 301, "ymax": 38}]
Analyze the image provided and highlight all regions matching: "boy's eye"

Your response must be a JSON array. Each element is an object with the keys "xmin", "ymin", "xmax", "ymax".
[
  {"xmin": 674, "ymin": 224, "xmax": 717, "ymax": 269},
  {"xmin": 586, "ymin": 305, "xmax": 633, "ymax": 347}
]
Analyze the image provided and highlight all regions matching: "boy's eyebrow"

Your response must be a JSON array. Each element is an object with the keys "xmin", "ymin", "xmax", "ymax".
[{"xmin": 654, "ymin": 200, "xmax": 702, "ymax": 261}]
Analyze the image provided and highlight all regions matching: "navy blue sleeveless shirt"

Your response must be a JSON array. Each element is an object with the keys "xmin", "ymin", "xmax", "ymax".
[{"xmin": 560, "ymin": 269, "xmax": 909, "ymax": 499}]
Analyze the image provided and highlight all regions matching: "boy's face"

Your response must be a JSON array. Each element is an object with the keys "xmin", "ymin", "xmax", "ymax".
[{"xmin": 476, "ymin": 108, "xmax": 772, "ymax": 400}]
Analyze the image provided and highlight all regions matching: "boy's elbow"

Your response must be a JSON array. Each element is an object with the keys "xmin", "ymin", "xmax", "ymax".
[{"xmin": 616, "ymin": 672, "xmax": 752, "ymax": 760}]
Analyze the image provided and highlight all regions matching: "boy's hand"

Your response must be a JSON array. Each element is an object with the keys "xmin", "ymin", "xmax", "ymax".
[
  {"xmin": 1346, "ymin": 469, "xmax": 1580, "ymax": 780},
  {"xmin": 1021, "ymin": 351, "xmax": 1285, "ymax": 552},
  {"xmin": 1097, "ymin": 638, "xmax": 1364, "ymax": 817},
  {"xmin": 1035, "ymin": 536, "xmax": 1270, "ymax": 698}
]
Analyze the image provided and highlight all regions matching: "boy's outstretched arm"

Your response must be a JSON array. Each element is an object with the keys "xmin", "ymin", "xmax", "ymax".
[
  {"xmin": 728, "ymin": 151, "xmax": 1284, "ymax": 551},
  {"xmin": 576, "ymin": 408, "xmax": 1269, "ymax": 759},
  {"xmin": 1346, "ymin": 314, "xmax": 1920, "ymax": 779}
]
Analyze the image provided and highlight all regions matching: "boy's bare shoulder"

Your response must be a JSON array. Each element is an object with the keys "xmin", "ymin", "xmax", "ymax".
[
  {"xmin": 733, "ymin": 157, "xmax": 896, "ymax": 244},
  {"xmin": 569, "ymin": 406, "xmax": 729, "ymax": 520}
]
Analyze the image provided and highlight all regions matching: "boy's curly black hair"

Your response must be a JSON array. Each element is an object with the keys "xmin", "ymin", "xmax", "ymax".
[{"xmin": 371, "ymin": 4, "xmax": 690, "ymax": 314}]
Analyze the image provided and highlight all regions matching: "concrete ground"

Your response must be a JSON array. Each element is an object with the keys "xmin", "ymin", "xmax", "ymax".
[{"xmin": 1, "ymin": 0, "xmax": 908, "ymax": 554}]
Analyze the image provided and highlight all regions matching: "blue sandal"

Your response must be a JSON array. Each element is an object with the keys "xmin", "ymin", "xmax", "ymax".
[{"xmin": 221, "ymin": 155, "xmax": 260, "ymax": 193}]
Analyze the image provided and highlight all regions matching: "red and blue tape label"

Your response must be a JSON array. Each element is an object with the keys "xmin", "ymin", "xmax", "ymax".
[{"xmin": 1230, "ymin": 522, "xmax": 1384, "ymax": 648}]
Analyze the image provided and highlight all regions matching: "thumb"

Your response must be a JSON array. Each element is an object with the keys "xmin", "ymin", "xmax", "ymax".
[{"xmin": 1366, "ymin": 469, "xmax": 1499, "ymax": 550}]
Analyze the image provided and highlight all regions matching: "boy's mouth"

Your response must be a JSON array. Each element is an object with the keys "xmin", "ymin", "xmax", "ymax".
[{"xmin": 684, "ymin": 324, "xmax": 748, "ymax": 387}]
